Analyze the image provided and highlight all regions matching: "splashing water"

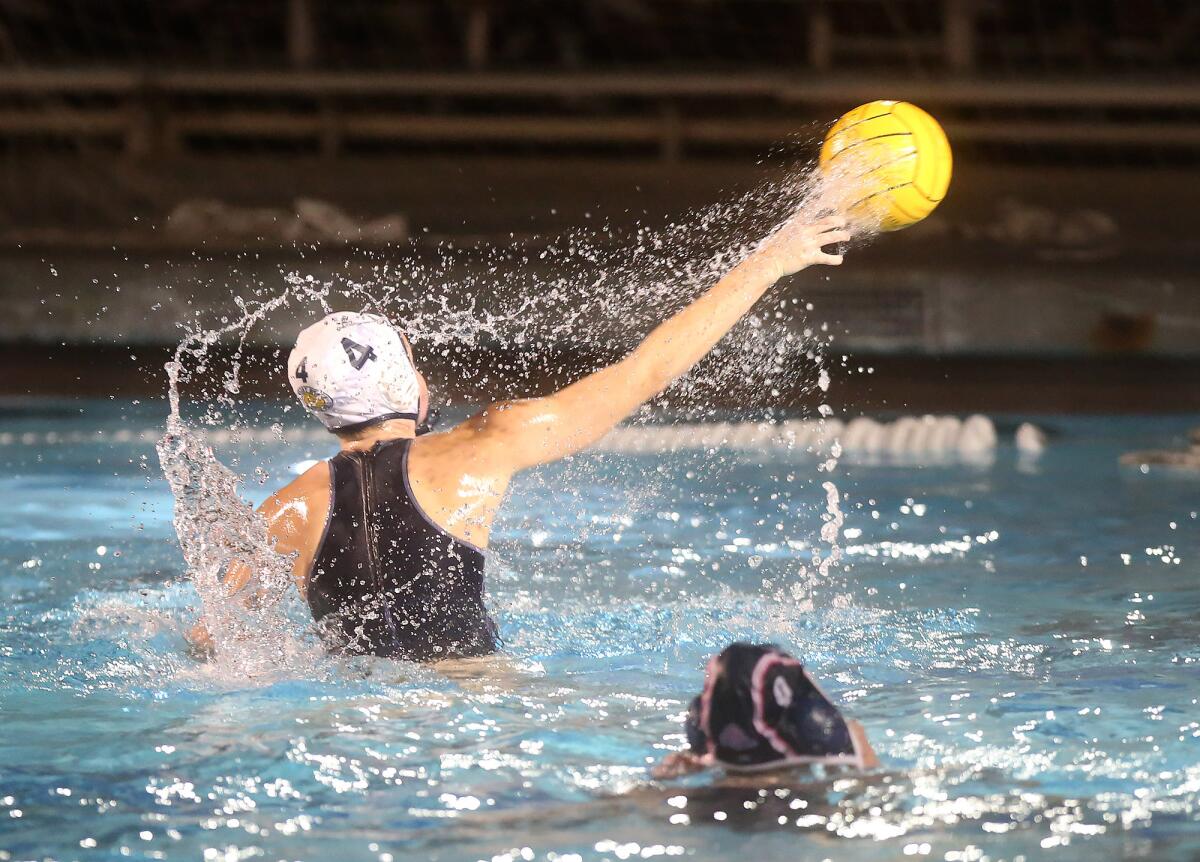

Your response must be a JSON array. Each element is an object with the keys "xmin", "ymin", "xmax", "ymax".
[
  {"xmin": 155, "ymin": 149, "xmax": 879, "ymax": 672},
  {"xmin": 156, "ymin": 280, "xmax": 333, "ymax": 675},
  {"xmin": 817, "ymin": 480, "xmax": 846, "ymax": 578}
]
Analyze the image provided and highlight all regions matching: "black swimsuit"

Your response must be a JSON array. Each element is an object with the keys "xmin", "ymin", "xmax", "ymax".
[{"xmin": 307, "ymin": 438, "xmax": 499, "ymax": 660}]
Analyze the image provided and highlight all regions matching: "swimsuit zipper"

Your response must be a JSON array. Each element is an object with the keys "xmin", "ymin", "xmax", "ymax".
[{"xmin": 359, "ymin": 451, "xmax": 398, "ymax": 639}]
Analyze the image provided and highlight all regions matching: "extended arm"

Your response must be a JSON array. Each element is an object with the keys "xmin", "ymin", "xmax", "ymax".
[{"xmin": 470, "ymin": 215, "xmax": 848, "ymax": 471}]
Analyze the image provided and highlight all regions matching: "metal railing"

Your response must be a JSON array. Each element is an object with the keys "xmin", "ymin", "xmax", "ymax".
[{"xmin": 2, "ymin": 69, "xmax": 1199, "ymax": 158}]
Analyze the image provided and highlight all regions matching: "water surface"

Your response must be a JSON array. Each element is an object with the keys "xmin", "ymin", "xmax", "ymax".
[{"xmin": 1, "ymin": 401, "xmax": 1198, "ymax": 861}]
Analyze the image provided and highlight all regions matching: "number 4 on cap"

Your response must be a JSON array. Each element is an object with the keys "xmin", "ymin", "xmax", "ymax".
[{"xmin": 341, "ymin": 338, "xmax": 378, "ymax": 370}]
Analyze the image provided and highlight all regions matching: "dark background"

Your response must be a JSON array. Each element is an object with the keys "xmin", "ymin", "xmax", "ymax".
[{"xmin": 1, "ymin": 0, "xmax": 1198, "ymax": 411}]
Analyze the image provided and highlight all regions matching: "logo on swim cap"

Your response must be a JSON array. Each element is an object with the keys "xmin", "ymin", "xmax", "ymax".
[
  {"xmin": 298, "ymin": 385, "xmax": 334, "ymax": 411},
  {"xmin": 773, "ymin": 675, "xmax": 794, "ymax": 708}
]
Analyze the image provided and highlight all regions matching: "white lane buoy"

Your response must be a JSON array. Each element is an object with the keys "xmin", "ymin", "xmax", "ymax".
[
  {"xmin": 1015, "ymin": 422, "xmax": 1047, "ymax": 454},
  {"xmin": 842, "ymin": 417, "xmax": 874, "ymax": 451},
  {"xmin": 906, "ymin": 415, "xmax": 938, "ymax": 454},
  {"xmin": 958, "ymin": 414, "xmax": 997, "ymax": 454},
  {"xmin": 862, "ymin": 418, "xmax": 889, "ymax": 454},
  {"xmin": 930, "ymin": 416, "xmax": 962, "ymax": 452},
  {"xmin": 887, "ymin": 416, "xmax": 918, "ymax": 455},
  {"xmin": 822, "ymin": 419, "xmax": 845, "ymax": 441}
]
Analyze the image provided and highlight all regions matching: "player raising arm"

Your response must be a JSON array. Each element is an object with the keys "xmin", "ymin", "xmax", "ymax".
[{"xmin": 190, "ymin": 215, "xmax": 848, "ymax": 660}]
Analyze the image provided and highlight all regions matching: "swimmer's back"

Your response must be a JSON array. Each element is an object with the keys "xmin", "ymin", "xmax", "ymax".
[
  {"xmin": 262, "ymin": 434, "xmax": 501, "ymax": 659},
  {"xmin": 307, "ymin": 438, "xmax": 497, "ymax": 659},
  {"xmin": 263, "ymin": 422, "xmax": 517, "ymax": 577}
]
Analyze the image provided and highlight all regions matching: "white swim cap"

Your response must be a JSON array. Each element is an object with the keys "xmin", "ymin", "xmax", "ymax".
[{"xmin": 287, "ymin": 311, "xmax": 421, "ymax": 432}]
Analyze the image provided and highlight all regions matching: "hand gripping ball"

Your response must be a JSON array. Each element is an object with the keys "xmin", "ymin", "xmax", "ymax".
[{"xmin": 819, "ymin": 100, "xmax": 952, "ymax": 231}]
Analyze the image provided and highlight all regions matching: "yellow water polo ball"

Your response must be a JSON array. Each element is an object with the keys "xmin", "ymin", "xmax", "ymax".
[{"xmin": 819, "ymin": 100, "xmax": 952, "ymax": 231}]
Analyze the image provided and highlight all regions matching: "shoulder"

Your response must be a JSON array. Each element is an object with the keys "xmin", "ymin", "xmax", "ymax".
[
  {"xmin": 425, "ymin": 398, "xmax": 565, "ymax": 476},
  {"xmin": 409, "ymin": 410, "xmax": 523, "ymax": 475},
  {"xmin": 258, "ymin": 460, "xmax": 332, "ymax": 548},
  {"xmin": 263, "ymin": 459, "xmax": 331, "ymax": 510}
]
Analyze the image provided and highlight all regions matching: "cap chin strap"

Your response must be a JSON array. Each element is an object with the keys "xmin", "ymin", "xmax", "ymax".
[{"xmin": 333, "ymin": 412, "xmax": 419, "ymax": 435}]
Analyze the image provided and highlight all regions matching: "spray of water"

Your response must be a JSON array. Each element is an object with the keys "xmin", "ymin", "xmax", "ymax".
[{"xmin": 155, "ymin": 145, "xmax": 883, "ymax": 673}]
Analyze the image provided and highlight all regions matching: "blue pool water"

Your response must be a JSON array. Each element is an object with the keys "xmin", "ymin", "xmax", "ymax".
[{"xmin": 1, "ymin": 401, "xmax": 1198, "ymax": 861}]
